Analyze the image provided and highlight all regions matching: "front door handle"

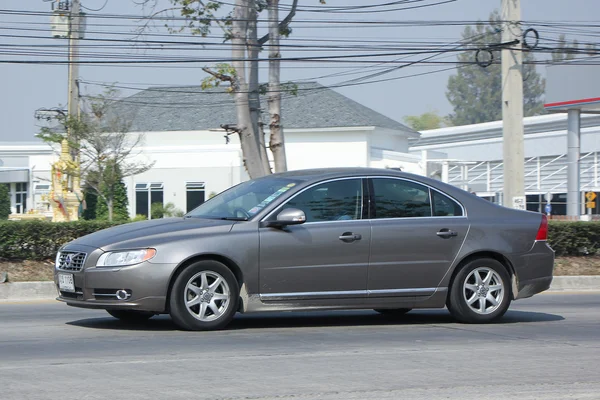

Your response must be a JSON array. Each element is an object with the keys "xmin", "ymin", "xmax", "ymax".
[
  {"xmin": 339, "ymin": 232, "xmax": 362, "ymax": 243},
  {"xmin": 436, "ymin": 229, "xmax": 458, "ymax": 239}
]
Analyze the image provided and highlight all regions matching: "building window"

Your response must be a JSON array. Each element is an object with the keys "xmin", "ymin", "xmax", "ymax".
[
  {"xmin": 186, "ymin": 182, "xmax": 205, "ymax": 213},
  {"xmin": 14, "ymin": 182, "xmax": 28, "ymax": 214},
  {"xmin": 135, "ymin": 182, "xmax": 164, "ymax": 219},
  {"xmin": 34, "ymin": 183, "xmax": 50, "ymax": 193}
]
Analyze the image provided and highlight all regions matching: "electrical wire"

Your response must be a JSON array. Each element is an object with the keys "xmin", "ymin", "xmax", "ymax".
[{"xmin": 81, "ymin": 0, "xmax": 109, "ymax": 12}]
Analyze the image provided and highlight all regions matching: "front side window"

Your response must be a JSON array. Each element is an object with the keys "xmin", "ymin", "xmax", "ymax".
[
  {"xmin": 371, "ymin": 178, "xmax": 431, "ymax": 218},
  {"xmin": 284, "ymin": 179, "xmax": 363, "ymax": 222}
]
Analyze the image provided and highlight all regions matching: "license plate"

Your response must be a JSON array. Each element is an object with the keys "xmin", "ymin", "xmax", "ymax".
[{"xmin": 58, "ymin": 273, "xmax": 75, "ymax": 293}]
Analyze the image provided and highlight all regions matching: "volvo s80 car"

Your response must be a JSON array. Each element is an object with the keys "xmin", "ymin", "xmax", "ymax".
[{"xmin": 54, "ymin": 168, "xmax": 554, "ymax": 330}]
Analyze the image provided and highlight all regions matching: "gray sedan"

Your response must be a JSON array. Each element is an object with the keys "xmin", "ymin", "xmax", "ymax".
[{"xmin": 54, "ymin": 168, "xmax": 554, "ymax": 330}]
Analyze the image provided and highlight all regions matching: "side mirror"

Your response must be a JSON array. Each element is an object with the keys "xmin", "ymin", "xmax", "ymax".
[{"xmin": 264, "ymin": 208, "xmax": 306, "ymax": 228}]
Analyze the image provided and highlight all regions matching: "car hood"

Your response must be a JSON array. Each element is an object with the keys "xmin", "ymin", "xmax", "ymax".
[{"xmin": 65, "ymin": 217, "xmax": 236, "ymax": 250}]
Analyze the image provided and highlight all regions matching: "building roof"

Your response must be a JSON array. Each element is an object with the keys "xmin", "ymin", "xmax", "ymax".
[
  {"xmin": 115, "ymin": 82, "xmax": 415, "ymax": 134},
  {"xmin": 410, "ymin": 113, "xmax": 600, "ymax": 148}
]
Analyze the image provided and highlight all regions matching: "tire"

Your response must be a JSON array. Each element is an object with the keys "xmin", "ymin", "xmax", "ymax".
[
  {"xmin": 106, "ymin": 309, "xmax": 155, "ymax": 322},
  {"xmin": 374, "ymin": 308, "xmax": 412, "ymax": 316},
  {"xmin": 447, "ymin": 258, "xmax": 511, "ymax": 324},
  {"xmin": 169, "ymin": 260, "xmax": 239, "ymax": 331}
]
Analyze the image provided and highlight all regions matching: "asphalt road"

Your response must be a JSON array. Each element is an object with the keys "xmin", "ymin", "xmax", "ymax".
[{"xmin": 1, "ymin": 293, "xmax": 600, "ymax": 400}]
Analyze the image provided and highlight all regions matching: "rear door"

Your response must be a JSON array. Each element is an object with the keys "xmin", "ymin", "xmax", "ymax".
[{"xmin": 367, "ymin": 177, "xmax": 469, "ymax": 295}]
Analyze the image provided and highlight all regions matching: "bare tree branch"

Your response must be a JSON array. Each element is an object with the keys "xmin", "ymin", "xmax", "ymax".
[
  {"xmin": 202, "ymin": 67, "xmax": 234, "ymax": 83},
  {"xmin": 258, "ymin": 0, "xmax": 298, "ymax": 46}
]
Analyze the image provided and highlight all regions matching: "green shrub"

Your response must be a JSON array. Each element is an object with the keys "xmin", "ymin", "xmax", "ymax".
[
  {"xmin": 0, "ymin": 184, "xmax": 10, "ymax": 220},
  {"xmin": 0, "ymin": 219, "xmax": 599, "ymax": 261},
  {"xmin": 0, "ymin": 220, "xmax": 119, "ymax": 260},
  {"xmin": 548, "ymin": 221, "xmax": 600, "ymax": 256},
  {"xmin": 131, "ymin": 214, "xmax": 148, "ymax": 222},
  {"xmin": 151, "ymin": 202, "xmax": 183, "ymax": 219}
]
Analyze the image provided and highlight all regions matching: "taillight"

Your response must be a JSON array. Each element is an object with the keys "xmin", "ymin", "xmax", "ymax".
[{"xmin": 536, "ymin": 214, "xmax": 548, "ymax": 241}]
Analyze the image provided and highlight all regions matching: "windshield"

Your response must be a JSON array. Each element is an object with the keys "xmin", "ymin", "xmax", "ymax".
[{"xmin": 186, "ymin": 177, "xmax": 301, "ymax": 220}]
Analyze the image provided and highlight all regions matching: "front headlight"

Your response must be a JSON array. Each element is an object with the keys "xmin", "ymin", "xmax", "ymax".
[
  {"xmin": 55, "ymin": 251, "xmax": 61, "ymax": 269},
  {"xmin": 96, "ymin": 249, "xmax": 156, "ymax": 267}
]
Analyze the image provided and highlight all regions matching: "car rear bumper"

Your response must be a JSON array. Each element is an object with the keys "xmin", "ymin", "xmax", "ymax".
[{"xmin": 514, "ymin": 240, "xmax": 555, "ymax": 300}]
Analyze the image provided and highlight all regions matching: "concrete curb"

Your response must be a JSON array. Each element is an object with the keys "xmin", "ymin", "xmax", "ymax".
[
  {"xmin": 0, "ymin": 277, "xmax": 599, "ymax": 302},
  {"xmin": 548, "ymin": 276, "xmax": 600, "ymax": 291},
  {"xmin": 0, "ymin": 281, "xmax": 58, "ymax": 302}
]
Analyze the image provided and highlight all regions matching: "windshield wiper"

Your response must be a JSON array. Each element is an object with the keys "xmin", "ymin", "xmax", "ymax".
[{"xmin": 184, "ymin": 215, "xmax": 248, "ymax": 221}]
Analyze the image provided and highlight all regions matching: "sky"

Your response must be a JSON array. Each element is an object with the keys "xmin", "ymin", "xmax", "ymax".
[{"xmin": 0, "ymin": 0, "xmax": 597, "ymax": 142}]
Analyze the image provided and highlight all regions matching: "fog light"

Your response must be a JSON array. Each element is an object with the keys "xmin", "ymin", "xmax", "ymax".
[{"xmin": 116, "ymin": 290, "xmax": 130, "ymax": 300}]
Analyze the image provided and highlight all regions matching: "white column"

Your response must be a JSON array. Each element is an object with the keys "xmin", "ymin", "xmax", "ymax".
[{"xmin": 567, "ymin": 109, "xmax": 581, "ymax": 217}]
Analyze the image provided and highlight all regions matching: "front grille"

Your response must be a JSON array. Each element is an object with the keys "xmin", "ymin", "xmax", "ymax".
[{"xmin": 56, "ymin": 251, "xmax": 87, "ymax": 271}]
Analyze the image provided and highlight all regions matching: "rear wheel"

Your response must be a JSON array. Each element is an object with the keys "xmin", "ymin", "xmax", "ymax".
[
  {"xmin": 106, "ymin": 310, "xmax": 154, "ymax": 322},
  {"xmin": 169, "ymin": 260, "xmax": 239, "ymax": 331},
  {"xmin": 447, "ymin": 258, "xmax": 511, "ymax": 323},
  {"xmin": 374, "ymin": 308, "xmax": 412, "ymax": 316}
]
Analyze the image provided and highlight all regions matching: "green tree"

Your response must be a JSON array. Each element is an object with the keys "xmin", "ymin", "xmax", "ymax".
[
  {"xmin": 81, "ymin": 188, "xmax": 98, "ymax": 220},
  {"xmin": 552, "ymin": 34, "xmax": 579, "ymax": 62},
  {"xmin": 446, "ymin": 10, "xmax": 545, "ymax": 125},
  {"xmin": 96, "ymin": 176, "xmax": 129, "ymax": 222},
  {"xmin": 37, "ymin": 88, "xmax": 154, "ymax": 222},
  {"xmin": 403, "ymin": 111, "xmax": 448, "ymax": 131},
  {"xmin": 0, "ymin": 184, "xmax": 10, "ymax": 219}
]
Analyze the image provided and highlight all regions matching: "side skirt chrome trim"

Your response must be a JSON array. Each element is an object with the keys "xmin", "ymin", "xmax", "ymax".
[{"xmin": 260, "ymin": 287, "xmax": 443, "ymax": 301}]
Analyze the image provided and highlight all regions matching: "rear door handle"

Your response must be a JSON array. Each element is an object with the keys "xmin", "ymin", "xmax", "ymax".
[
  {"xmin": 436, "ymin": 229, "xmax": 458, "ymax": 239},
  {"xmin": 339, "ymin": 232, "xmax": 362, "ymax": 243}
]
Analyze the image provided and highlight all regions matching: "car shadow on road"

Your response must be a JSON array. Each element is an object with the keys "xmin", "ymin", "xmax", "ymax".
[{"xmin": 66, "ymin": 309, "xmax": 564, "ymax": 332}]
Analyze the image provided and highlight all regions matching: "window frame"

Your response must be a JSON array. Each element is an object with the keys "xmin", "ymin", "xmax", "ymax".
[
  {"xmin": 135, "ymin": 182, "xmax": 164, "ymax": 219},
  {"xmin": 367, "ymin": 177, "xmax": 466, "ymax": 220},
  {"xmin": 186, "ymin": 181, "xmax": 206, "ymax": 213},
  {"xmin": 261, "ymin": 177, "xmax": 369, "ymax": 225},
  {"xmin": 13, "ymin": 182, "xmax": 28, "ymax": 214}
]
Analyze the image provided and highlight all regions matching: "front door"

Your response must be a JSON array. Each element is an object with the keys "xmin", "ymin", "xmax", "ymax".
[
  {"xmin": 259, "ymin": 178, "xmax": 371, "ymax": 300},
  {"xmin": 367, "ymin": 178, "xmax": 469, "ymax": 295}
]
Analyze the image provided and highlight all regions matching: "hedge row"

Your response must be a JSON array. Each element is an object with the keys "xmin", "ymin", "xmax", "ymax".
[
  {"xmin": 0, "ymin": 220, "xmax": 118, "ymax": 260},
  {"xmin": 0, "ymin": 220, "xmax": 600, "ymax": 260}
]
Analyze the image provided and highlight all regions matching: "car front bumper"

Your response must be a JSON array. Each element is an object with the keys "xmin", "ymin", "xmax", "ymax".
[{"xmin": 54, "ymin": 245, "xmax": 178, "ymax": 313}]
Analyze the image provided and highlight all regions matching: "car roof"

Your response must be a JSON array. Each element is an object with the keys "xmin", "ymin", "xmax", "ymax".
[{"xmin": 267, "ymin": 167, "xmax": 411, "ymax": 181}]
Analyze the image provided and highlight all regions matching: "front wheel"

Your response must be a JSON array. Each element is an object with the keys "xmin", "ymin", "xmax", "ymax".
[
  {"xmin": 169, "ymin": 260, "xmax": 239, "ymax": 331},
  {"xmin": 447, "ymin": 258, "xmax": 511, "ymax": 324}
]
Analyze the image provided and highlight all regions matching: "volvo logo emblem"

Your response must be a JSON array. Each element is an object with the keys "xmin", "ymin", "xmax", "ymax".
[{"xmin": 64, "ymin": 254, "xmax": 73, "ymax": 267}]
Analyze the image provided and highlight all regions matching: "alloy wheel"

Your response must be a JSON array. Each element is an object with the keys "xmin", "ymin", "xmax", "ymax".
[
  {"xmin": 462, "ymin": 267, "xmax": 504, "ymax": 315},
  {"xmin": 184, "ymin": 271, "xmax": 231, "ymax": 322}
]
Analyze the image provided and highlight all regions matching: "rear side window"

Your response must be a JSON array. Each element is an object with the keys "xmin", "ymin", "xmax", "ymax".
[
  {"xmin": 432, "ymin": 190, "xmax": 463, "ymax": 217},
  {"xmin": 371, "ymin": 178, "xmax": 431, "ymax": 218}
]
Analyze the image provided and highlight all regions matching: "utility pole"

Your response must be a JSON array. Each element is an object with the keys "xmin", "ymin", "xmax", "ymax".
[
  {"xmin": 67, "ymin": 0, "xmax": 81, "ymax": 161},
  {"xmin": 501, "ymin": 0, "xmax": 525, "ymax": 210}
]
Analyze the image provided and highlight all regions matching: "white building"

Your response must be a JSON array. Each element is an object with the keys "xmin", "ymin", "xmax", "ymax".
[
  {"xmin": 1, "ymin": 83, "xmax": 423, "ymax": 219},
  {"xmin": 411, "ymin": 113, "xmax": 600, "ymax": 215}
]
